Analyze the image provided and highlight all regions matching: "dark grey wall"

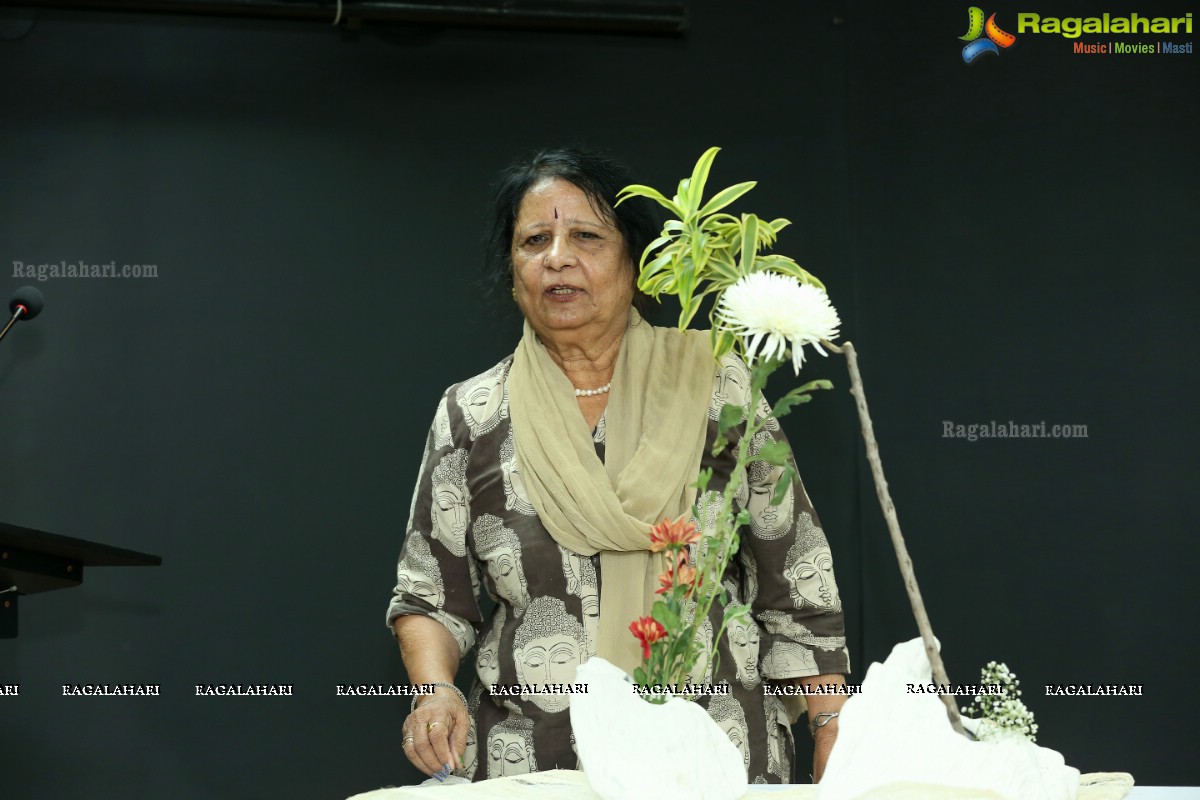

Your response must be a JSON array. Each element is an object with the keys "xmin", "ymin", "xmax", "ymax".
[{"xmin": 1, "ymin": 1, "xmax": 1196, "ymax": 796}]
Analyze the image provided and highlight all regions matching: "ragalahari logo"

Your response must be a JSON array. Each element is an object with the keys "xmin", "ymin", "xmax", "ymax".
[{"xmin": 960, "ymin": 7, "xmax": 1017, "ymax": 63}]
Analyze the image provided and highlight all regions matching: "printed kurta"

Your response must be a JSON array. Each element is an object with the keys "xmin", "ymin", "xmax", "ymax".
[{"xmin": 387, "ymin": 351, "xmax": 850, "ymax": 783}]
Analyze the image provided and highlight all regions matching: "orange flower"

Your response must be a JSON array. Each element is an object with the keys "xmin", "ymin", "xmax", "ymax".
[
  {"xmin": 649, "ymin": 515, "xmax": 701, "ymax": 553},
  {"xmin": 656, "ymin": 554, "xmax": 700, "ymax": 595},
  {"xmin": 682, "ymin": 562, "xmax": 701, "ymax": 591},
  {"xmin": 629, "ymin": 616, "xmax": 667, "ymax": 660}
]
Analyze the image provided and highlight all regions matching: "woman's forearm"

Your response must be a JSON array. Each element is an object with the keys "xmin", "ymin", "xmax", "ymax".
[
  {"xmin": 394, "ymin": 614, "xmax": 470, "ymax": 776},
  {"xmin": 393, "ymin": 614, "xmax": 462, "ymax": 695}
]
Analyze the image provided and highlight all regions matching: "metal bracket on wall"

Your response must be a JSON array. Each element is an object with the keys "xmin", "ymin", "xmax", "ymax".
[
  {"xmin": 1, "ymin": 587, "xmax": 17, "ymax": 639},
  {"xmin": 0, "ymin": 521, "xmax": 161, "ymax": 639}
]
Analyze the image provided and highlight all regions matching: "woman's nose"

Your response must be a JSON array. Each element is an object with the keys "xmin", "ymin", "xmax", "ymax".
[{"xmin": 545, "ymin": 235, "xmax": 575, "ymax": 269}]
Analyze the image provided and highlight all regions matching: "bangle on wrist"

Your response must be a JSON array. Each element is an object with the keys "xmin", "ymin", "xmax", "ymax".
[
  {"xmin": 808, "ymin": 711, "xmax": 839, "ymax": 737},
  {"xmin": 411, "ymin": 681, "xmax": 468, "ymax": 713}
]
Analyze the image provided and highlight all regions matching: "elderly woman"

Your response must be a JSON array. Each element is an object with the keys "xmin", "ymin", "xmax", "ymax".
[{"xmin": 388, "ymin": 148, "xmax": 850, "ymax": 784}]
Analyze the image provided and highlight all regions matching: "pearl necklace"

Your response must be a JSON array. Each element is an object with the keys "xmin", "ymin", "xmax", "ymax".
[{"xmin": 574, "ymin": 383, "xmax": 612, "ymax": 398}]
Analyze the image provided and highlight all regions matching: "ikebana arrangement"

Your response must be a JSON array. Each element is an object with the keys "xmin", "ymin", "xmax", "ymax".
[{"xmin": 618, "ymin": 147, "xmax": 1014, "ymax": 742}]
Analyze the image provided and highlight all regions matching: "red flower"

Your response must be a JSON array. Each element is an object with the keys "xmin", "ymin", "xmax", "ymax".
[
  {"xmin": 629, "ymin": 616, "xmax": 667, "ymax": 660},
  {"xmin": 649, "ymin": 515, "xmax": 701, "ymax": 553}
]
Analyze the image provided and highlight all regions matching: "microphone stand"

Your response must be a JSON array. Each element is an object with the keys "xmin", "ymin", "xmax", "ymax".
[{"xmin": 0, "ymin": 305, "xmax": 27, "ymax": 345}]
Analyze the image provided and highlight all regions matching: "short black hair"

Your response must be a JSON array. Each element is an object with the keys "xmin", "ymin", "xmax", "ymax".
[{"xmin": 483, "ymin": 147, "xmax": 660, "ymax": 309}]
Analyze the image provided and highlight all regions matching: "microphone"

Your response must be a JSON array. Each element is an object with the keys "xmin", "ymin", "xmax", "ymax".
[{"xmin": 1, "ymin": 286, "xmax": 45, "ymax": 345}]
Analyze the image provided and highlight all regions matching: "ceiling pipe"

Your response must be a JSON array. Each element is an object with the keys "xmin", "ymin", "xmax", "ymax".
[{"xmin": 13, "ymin": 0, "xmax": 688, "ymax": 34}]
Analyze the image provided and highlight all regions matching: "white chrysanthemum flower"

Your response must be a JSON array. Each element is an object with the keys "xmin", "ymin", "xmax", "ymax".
[{"xmin": 716, "ymin": 271, "xmax": 841, "ymax": 374}]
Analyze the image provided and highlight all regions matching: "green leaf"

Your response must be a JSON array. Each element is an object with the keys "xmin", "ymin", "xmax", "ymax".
[
  {"xmin": 711, "ymin": 328, "xmax": 736, "ymax": 359},
  {"xmin": 616, "ymin": 184, "xmax": 683, "ymax": 217},
  {"xmin": 685, "ymin": 147, "xmax": 722, "ymax": 212},
  {"xmin": 697, "ymin": 181, "xmax": 756, "ymax": 218},
  {"xmin": 691, "ymin": 467, "xmax": 713, "ymax": 495},
  {"xmin": 770, "ymin": 382, "xmax": 832, "ymax": 419},
  {"xmin": 717, "ymin": 402, "xmax": 745, "ymax": 440},
  {"xmin": 772, "ymin": 464, "xmax": 797, "ymax": 505},
  {"xmin": 771, "ymin": 392, "xmax": 812, "ymax": 418},
  {"xmin": 785, "ymin": 379, "xmax": 834, "ymax": 400},
  {"xmin": 757, "ymin": 255, "xmax": 827, "ymax": 291},
  {"xmin": 651, "ymin": 603, "xmax": 680, "ymax": 632},
  {"xmin": 749, "ymin": 356, "xmax": 778, "ymax": 396},
  {"xmin": 724, "ymin": 602, "xmax": 752, "ymax": 623},
  {"xmin": 756, "ymin": 439, "xmax": 792, "ymax": 466},
  {"xmin": 738, "ymin": 214, "xmax": 759, "ymax": 276}
]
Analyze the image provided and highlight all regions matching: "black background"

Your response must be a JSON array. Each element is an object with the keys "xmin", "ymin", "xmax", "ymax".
[{"xmin": 1, "ymin": 0, "xmax": 1197, "ymax": 797}]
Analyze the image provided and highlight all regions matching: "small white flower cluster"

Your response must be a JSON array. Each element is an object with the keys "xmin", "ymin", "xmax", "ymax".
[{"xmin": 961, "ymin": 661, "xmax": 1039, "ymax": 743}]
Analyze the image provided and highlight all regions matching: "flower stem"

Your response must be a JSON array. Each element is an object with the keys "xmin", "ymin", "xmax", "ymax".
[
  {"xmin": 692, "ymin": 391, "xmax": 760, "ymax": 685},
  {"xmin": 821, "ymin": 339, "xmax": 965, "ymax": 736}
]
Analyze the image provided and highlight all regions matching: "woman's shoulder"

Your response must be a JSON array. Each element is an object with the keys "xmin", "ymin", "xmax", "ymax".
[
  {"xmin": 438, "ymin": 354, "xmax": 515, "ymax": 445},
  {"xmin": 442, "ymin": 354, "xmax": 515, "ymax": 401}
]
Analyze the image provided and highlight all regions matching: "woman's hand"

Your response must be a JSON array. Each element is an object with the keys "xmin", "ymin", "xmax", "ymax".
[
  {"xmin": 402, "ymin": 687, "xmax": 470, "ymax": 778},
  {"xmin": 393, "ymin": 615, "xmax": 470, "ymax": 778}
]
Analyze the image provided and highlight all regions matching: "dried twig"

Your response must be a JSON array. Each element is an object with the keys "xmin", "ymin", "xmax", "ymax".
[{"xmin": 822, "ymin": 339, "xmax": 965, "ymax": 735}]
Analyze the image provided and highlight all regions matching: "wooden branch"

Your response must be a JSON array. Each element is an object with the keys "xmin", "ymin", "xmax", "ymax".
[{"xmin": 822, "ymin": 339, "xmax": 965, "ymax": 736}]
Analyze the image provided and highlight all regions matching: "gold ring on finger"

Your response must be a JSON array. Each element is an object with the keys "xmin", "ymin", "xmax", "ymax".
[{"xmin": 427, "ymin": 721, "xmax": 446, "ymax": 733}]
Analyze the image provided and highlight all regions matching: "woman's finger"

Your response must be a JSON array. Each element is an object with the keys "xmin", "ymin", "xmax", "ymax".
[
  {"xmin": 409, "ymin": 725, "xmax": 446, "ymax": 777},
  {"xmin": 402, "ymin": 716, "xmax": 442, "ymax": 777},
  {"xmin": 449, "ymin": 706, "xmax": 470, "ymax": 771},
  {"xmin": 426, "ymin": 719, "xmax": 456, "ymax": 776}
]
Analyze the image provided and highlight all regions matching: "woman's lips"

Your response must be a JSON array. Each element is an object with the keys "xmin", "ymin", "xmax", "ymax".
[{"xmin": 545, "ymin": 286, "xmax": 582, "ymax": 302}]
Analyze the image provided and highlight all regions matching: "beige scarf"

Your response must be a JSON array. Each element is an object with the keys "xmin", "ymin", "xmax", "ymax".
[{"xmin": 507, "ymin": 309, "xmax": 714, "ymax": 675}]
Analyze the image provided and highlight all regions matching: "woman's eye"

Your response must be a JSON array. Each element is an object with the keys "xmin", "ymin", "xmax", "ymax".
[{"xmin": 525, "ymin": 233, "xmax": 548, "ymax": 246}]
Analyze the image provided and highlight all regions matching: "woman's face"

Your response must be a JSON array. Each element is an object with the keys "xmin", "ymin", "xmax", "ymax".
[{"xmin": 511, "ymin": 178, "xmax": 634, "ymax": 348}]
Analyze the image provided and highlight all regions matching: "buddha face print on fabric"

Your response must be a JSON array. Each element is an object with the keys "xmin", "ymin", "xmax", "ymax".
[
  {"xmin": 500, "ymin": 428, "xmax": 536, "ymax": 516},
  {"xmin": 487, "ymin": 712, "xmax": 536, "ymax": 779},
  {"xmin": 474, "ymin": 514, "xmax": 531, "ymax": 611},
  {"xmin": 456, "ymin": 362, "xmax": 508, "ymax": 441},
  {"xmin": 708, "ymin": 693, "xmax": 750, "ymax": 770},
  {"xmin": 783, "ymin": 517, "xmax": 840, "ymax": 611},
  {"xmin": 727, "ymin": 615, "xmax": 762, "ymax": 690},
  {"xmin": 512, "ymin": 596, "xmax": 587, "ymax": 713},
  {"xmin": 395, "ymin": 533, "xmax": 444, "ymax": 609},
  {"xmin": 710, "ymin": 357, "xmax": 751, "ymax": 422},
  {"xmin": 477, "ymin": 605, "xmax": 507, "ymax": 688},
  {"xmin": 745, "ymin": 437, "xmax": 794, "ymax": 541},
  {"xmin": 431, "ymin": 449, "xmax": 470, "ymax": 557}
]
